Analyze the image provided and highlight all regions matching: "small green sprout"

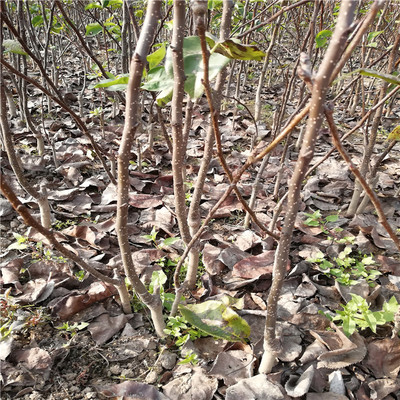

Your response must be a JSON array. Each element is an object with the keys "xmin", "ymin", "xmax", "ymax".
[{"xmin": 323, "ymin": 294, "xmax": 399, "ymax": 337}]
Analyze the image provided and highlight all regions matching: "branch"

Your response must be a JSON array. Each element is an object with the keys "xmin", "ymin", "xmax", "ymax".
[
  {"xmin": 324, "ymin": 105, "xmax": 400, "ymax": 252},
  {"xmin": 0, "ymin": 173, "xmax": 121, "ymax": 287},
  {"xmin": 0, "ymin": 58, "xmax": 117, "ymax": 185}
]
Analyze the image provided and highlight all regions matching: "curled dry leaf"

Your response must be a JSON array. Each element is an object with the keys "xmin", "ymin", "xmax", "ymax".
[
  {"xmin": 1, "ymin": 258, "xmax": 23, "ymax": 292},
  {"xmin": 299, "ymin": 340, "xmax": 327, "ymax": 365},
  {"xmin": 202, "ymin": 243, "xmax": 226, "ymax": 275},
  {"xmin": 17, "ymin": 278, "xmax": 53, "ymax": 305},
  {"xmin": 285, "ymin": 364, "xmax": 315, "ymax": 397},
  {"xmin": 50, "ymin": 281, "xmax": 117, "ymax": 320},
  {"xmin": 313, "ymin": 326, "xmax": 367, "ymax": 369},
  {"xmin": 368, "ymin": 378, "xmax": 400, "ymax": 400},
  {"xmin": 62, "ymin": 225, "xmax": 107, "ymax": 249}
]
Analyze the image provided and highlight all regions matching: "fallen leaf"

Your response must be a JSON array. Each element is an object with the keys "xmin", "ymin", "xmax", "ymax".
[
  {"xmin": 50, "ymin": 282, "xmax": 117, "ymax": 320},
  {"xmin": 163, "ymin": 366, "xmax": 218, "ymax": 400},
  {"xmin": 88, "ymin": 313, "xmax": 132, "ymax": 345},
  {"xmin": 12, "ymin": 348, "xmax": 52, "ymax": 372},
  {"xmin": 285, "ymin": 364, "xmax": 315, "ymax": 397},
  {"xmin": 232, "ymin": 251, "xmax": 276, "ymax": 279},
  {"xmin": 225, "ymin": 374, "xmax": 284, "ymax": 400},
  {"xmin": 98, "ymin": 380, "xmax": 170, "ymax": 399},
  {"xmin": 306, "ymin": 394, "xmax": 349, "ymax": 400},
  {"xmin": 314, "ymin": 326, "xmax": 367, "ymax": 369},
  {"xmin": 368, "ymin": 378, "xmax": 400, "ymax": 400},
  {"xmin": 208, "ymin": 350, "xmax": 254, "ymax": 386},
  {"xmin": 129, "ymin": 193, "xmax": 163, "ymax": 208},
  {"xmin": 363, "ymin": 337, "xmax": 400, "ymax": 379}
]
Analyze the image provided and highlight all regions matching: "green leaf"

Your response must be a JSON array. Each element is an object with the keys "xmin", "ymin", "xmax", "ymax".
[
  {"xmin": 387, "ymin": 125, "xmax": 400, "ymax": 141},
  {"xmin": 357, "ymin": 68, "xmax": 400, "ymax": 86},
  {"xmin": 163, "ymin": 292, "xmax": 176, "ymax": 312},
  {"xmin": 213, "ymin": 39, "xmax": 266, "ymax": 61},
  {"xmin": 90, "ymin": 74, "xmax": 129, "ymax": 91},
  {"xmin": 85, "ymin": 2, "xmax": 102, "ymax": 10},
  {"xmin": 142, "ymin": 66, "xmax": 173, "ymax": 92},
  {"xmin": 7, "ymin": 233, "xmax": 29, "ymax": 250},
  {"xmin": 361, "ymin": 255, "xmax": 375, "ymax": 266},
  {"xmin": 144, "ymin": 36, "xmax": 230, "ymax": 102},
  {"xmin": 183, "ymin": 52, "xmax": 230, "ymax": 99},
  {"xmin": 156, "ymin": 87, "xmax": 174, "ymax": 107},
  {"xmin": 85, "ymin": 23, "xmax": 103, "ymax": 36},
  {"xmin": 367, "ymin": 30, "xmax": 383, "ymax": 42},
  {"xmin": 162, "ymin": 237, "xmax": 180, "ymax": 246},
  {"xmin": 179, "ymin": 295, "xmax": 250, "ymax": 341},
  {"xmin": 147, "ymin": 44, "xmax": 166, "ymax": 71},
  {"xmin": 320, "ymin": 260, "xmax": 333, "ymax": 269},
  {"xmin": 363, "ymin": 310, "xmax": 377, "ymax": 333},
  {"xmin": 342, "ymin": 315, "xmax": 356, "ymax": 337},
  {"xmin": 2, "ymin": 39, "xmax": 28, "ymax": 56},
  {"xmin": 51, "ymin": 22, "xmax": 63, "ymax": 34},
  {"xmin": 384, "ymin": 296, "xmax": 400, "ymax": 315},
  {"xmin": 305, "ymin": 219, "xmax": 319, "ymax": 226},
  {"xmin": 315, "ymin": 30, "xmax": 332, "ymax": 48},
  {"xmin": 108, "ymin": 0, "xmax": 123, "ymax": 7},
  {"xmin": 205, "ymin": 32, "xmax": 218, "ymax": 48},
  {"xmin": 104, "ymin": 22, "xmax": 120, "ymax": 34},
  {"xmin": 208, "ymin": 0, "xmax": 223, "ymax": 10},
  {"xmin": 149, "ymin": 270, "xmax": 167, "ymax": 294},
  {"xmin": 325, "ymin": 214, "xmax": 339, "ymax": 223},
  {"xmin": 31, "ymin": 15, "xmax": 44, "ymax": 27}
]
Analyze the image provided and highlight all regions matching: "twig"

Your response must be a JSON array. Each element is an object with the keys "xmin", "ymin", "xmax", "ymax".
[{"xmin": 324, "ymin": 104, "xmax": 400, "ymax": 252}]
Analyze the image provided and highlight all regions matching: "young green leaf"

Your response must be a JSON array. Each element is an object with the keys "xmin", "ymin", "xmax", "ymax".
[
  {"xmin": 363, "ymin": 310, "xmax": 377, "ymax": 333},
  {"xmin": 161, "ymin": 237, "xmax": 180, "ymax": 247},
  {"xmin": 325, "ymin": 214, "xmax": 339, "ymax": 223},
  {"xmin": 342, "ymin": 315, "xmax": 357, "ymax": 337},
  {"xmin": 179, "ymin": 295, "xmax": 250, "ymax": 341},
  {"xmin": 149, "ymin": 270, "xmax": 167, "ymax": 294},
  {"xmin": 85, "ymin": 22, "xmax": 103, "ymax": 36},
  {"xmin": 356, "ymin": 68, "xmax": 400, "ymax": 86},
  {"xmin": 387, "ymin": 126, "xmax": 400, "ymax": 141},
  {"xmin": 90, "ymin": 74, "xmax": 129, "ymax": 91},
  {"xmin": 147, "ymin": 44, "xmax": 166, "ymax": 71},
  {"xmin": 3, "ymin": 40, "xmax": 28, "ymax": 56},
  {"xmin": 315, "ymin": 30, "xmax": 332, "ymax": 48}
]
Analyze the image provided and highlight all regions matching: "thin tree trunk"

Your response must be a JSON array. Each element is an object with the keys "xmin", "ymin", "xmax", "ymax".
[
  {"xmin": 116, "ymin": 0, "xmax": 165, "ymax": 337},
  {"xmin": 259, "ymin": 0, "xmax": 358, "ymax": 374}
]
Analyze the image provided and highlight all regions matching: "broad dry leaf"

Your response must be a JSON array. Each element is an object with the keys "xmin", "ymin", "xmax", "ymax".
[{"xmin": 363, "ymin": 337, "xmax": 400, "ymax": 378}]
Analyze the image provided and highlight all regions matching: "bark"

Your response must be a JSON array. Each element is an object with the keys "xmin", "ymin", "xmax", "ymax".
[
  {"xmin": 0, "ymin": 8, "xmax": 51, "ymax": 229},
  {"xmin": 185, "ymin": 0, "xmax": 234, "ymax": 289},
  {"xmin": 171, "ymin": 0, "xmax": 191, "ymax": 246},
  {"xmin": 116, "ymin": 0, "xmax": 165, "ymax": 337},
  {"xmin": 259, "ymin": 0, "xmax": 358, "ymax": 374}
]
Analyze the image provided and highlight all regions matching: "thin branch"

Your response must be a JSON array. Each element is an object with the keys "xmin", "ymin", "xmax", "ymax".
[
  {"xmin": 325, "ymin": 105, "xmax": 400, "ymax": 252},
  {"xmin": 0, "ymin": 173, "xmax": 121, "ymax": 287},
  {"xmin": 0, "ymin": 58, "xmax": 117, "ymax": 185}
]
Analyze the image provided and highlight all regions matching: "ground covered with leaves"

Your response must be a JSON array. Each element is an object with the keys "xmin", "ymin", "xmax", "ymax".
[{"xmin": 1, "ymin": 69, "xmax": 400, "ymax": 400}]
